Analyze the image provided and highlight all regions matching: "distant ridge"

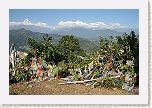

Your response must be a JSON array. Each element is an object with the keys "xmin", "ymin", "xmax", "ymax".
[
  {"xmin": 9, "ymin": 28, "xmax": 99, "ymax": 53},
  {"xmin": 9, "ymin": 21, "xmax": 139, "ymax": 41}
]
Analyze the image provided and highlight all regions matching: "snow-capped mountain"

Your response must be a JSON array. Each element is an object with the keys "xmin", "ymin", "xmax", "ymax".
[{"xmin": 9, "ymin": 19, "xmax": 139, "ymax": 40}]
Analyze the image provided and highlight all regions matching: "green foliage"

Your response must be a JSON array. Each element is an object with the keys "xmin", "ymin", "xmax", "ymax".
[
  {"xmin": 15, "ymin": 67, "xmax": 31, "ymax": 82},
  {"xmin": 10, "ymin": 29, "xmax": 139, "ymax": 88},
  {"xmin": 57, "ymin": 60, "xmax": 68, "ymax": 70},
  {"xmin": 101, "ymin": 77, "xmax": 116, "ymax": 88},
  {"xmin": 27, "ymin": 34, "xmax": 54, "ymax": 62},
  {"xmin": 14, "ymin": 58, "xmax": 32, "ymax": 82},
  {"xmin": 72, "ymin": 71, "xmax": 82, "ymax": 81},
  {"xmin": 52, "ymin": 66, "xmax": 60, "ymax": 76},
  {"xmin": 98, "ymin": 31, "xmax": 139, "ymax": 74},
  {"xmin": 55, "ymin": 35, "xmax": 85, "ymax": 63},
  {"xmin": 119, "ymin": 76, "xmax": 125, "ymax": 88}
]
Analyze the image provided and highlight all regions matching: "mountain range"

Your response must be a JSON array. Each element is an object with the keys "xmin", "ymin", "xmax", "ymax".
[
  {"xmin": 9, "ymin": 19, "xmax": 139, "ymax": 41},
  {"xmin": 9, "ymin": 28, "xmax": 99, "ymax": 53},
  {"xmin": 9, "ymin": 21, "xmax": 139, "ymax": 53}
]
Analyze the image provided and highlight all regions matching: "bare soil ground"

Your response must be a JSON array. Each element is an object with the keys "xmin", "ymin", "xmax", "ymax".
[{"xmin": 9, "ymin": 79, "xmax": 137, "ymax": 95}]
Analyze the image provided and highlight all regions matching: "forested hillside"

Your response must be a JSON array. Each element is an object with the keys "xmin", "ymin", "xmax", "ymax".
[{"xmin": 9, "ymin": 28, "xmax": 98, "ymax": 53}]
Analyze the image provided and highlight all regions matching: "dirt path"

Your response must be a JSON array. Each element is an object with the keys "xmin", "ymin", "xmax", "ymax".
[{"xmin": 9, "ymin": 79, "xmax": 137, "ymax": 95}]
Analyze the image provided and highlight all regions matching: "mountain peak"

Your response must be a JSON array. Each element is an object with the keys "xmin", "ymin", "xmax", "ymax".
[{"xmin": 24, "ymin": 19, "xmax": 30, "ymax": 23}]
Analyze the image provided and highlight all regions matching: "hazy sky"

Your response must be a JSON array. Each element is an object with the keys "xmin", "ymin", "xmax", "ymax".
[{"xmin": 9, "ymin": 9, "xmax": 139, "ymax": 29}]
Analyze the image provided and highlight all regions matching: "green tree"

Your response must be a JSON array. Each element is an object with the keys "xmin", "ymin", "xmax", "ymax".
[
  {"xmin": 55, "ymin": 35, "xmax": 85, "ymax": 63},
  {"xmin": 129, "ymin": 31, "xmax": 139, "ymax": 73},
  {"xmin": 27, "ymin": 34, "xmax": 54, "ymax": 63},
  {"xmin": 116, "ymin": 31, "xmax": 139, "ymax": 73}
]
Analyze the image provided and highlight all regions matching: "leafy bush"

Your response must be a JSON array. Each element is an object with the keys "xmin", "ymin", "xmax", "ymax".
[{"xmin": 101, "ymin": 77, "xmax": 116, "ymax": 88}]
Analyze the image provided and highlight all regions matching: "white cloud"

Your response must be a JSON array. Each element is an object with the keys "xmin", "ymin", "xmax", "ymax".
[
  {"xmin": 57, "ymin": 20, "xmax": 88, "ymax": 28},
  {"xmin": 109, "ymin": 23, "xmax": 126, "ymax": 29},
  {"xmin": 35, "ymin": 22, "xmax": 47, "ymax": 27},
  {"xmin": 56, "ymin": 20, "xmax": 107, "ymax": 29},
  {"xmin": 9, "ymin": 19, "xmax": 127, "ymax": 30}
]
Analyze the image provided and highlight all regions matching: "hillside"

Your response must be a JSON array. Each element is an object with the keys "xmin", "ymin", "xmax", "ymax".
[
  {"xmin": 52, "ymin": 27, "xmax": 124, "ymax": 41},
  {"xmin": 9, "ymin": 28, "xmax": 99, "ymax": 53}
]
